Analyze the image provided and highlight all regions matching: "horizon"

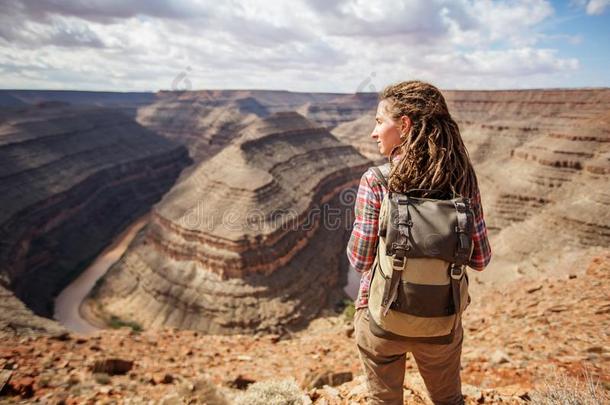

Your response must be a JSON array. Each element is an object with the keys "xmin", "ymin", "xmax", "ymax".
[
  {"xmin": 2, "ymin": 86, "xmax": 609, "ymax": 95},
  {"xmin": 1, "ymin": 1, "xmax": 609, "ymax": 93}
]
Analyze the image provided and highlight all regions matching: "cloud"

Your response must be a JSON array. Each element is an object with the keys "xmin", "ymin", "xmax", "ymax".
[
  {"xmin": 0, "ymin": 0, "xmax": 592, "ymax": 91},
  {"xmin": 425, "ymin": 48, "xmax": 579, "ymax": 76},
  {"xmin": 585, "ymin": 0, "xmax": 610, "ymax": 14},
  {"xmin": 572, "ymin": 0, "xmax": 610, "ymax": 15}
]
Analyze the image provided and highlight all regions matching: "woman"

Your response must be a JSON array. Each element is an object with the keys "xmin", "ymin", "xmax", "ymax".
[{"xmin": 346, "ymin": 80, "xmax": 492, "ymax": 405}]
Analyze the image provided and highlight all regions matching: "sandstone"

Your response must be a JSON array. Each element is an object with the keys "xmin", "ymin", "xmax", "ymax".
[
  {"xmin": 0, "ymin": 104, "xmax": 192, "ymax": 319},
  {"xmin": 0, "ymin": 89, "xmax": 608, "ymax": 404},
  {"xmin": 85, "ymin": 111, "xmax": 370, "ymax": 335}
]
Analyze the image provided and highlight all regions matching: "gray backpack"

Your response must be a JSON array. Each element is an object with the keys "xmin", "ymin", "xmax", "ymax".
[{"xmin": 367, "ymin": 164, "xmax": 475, "ymax": 344}]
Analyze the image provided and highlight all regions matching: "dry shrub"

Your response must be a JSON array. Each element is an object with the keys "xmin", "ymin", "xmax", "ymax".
[
  {"xmin": 234, "ymin": 378, "xmax": 312, "ymax": 405},
  {"xmin": 530, "ymin": 366, "xmax": 609, "ymax": 405}
]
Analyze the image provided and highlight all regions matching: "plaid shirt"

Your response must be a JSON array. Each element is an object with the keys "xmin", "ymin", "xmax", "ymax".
[{"xmin": 346, "ymin": 165, "xmax": 492, "ymax": 309}]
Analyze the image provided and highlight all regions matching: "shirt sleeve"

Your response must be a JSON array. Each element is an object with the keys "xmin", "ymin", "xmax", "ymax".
[
  {"xmin": 468, "ymin": 190, "xmax": 492, "ymax": 271},
  {"xmin": 346, "ymin": 169, "xmax": 384, "ymax": 273}
]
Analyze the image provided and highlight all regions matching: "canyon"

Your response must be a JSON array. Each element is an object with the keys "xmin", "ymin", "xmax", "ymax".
[
  {"xmin": 82, "ymin": 111, "xmax": 370, "ymax": 334},
  {"xmin": 0, "ymin": 102, "xmax": 192, "ymax": 318},
  {"xmin": 0, "ymin": 88, "xmax": 608, "ymax": 403}
]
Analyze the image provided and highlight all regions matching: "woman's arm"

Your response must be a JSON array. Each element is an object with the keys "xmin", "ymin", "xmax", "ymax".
[
  {"xmin": 468, "ymin": 190, "xmax": 492, "ymax": 271},
  {"xmin": 346, "ymin": 169, "xmax": 384, "ymax": 273}
]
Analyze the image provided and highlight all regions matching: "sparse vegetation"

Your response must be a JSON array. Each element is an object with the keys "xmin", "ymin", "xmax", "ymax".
[
  {"xmin": 93, "ymin": 372, "xmax": 111, "ymax": 385},
  {"xmin": 107, "ymin": 315, "xmax": 142, "ymax": 333},
  {"xmin": 530, "ymin": 366, "xmax": 609, "ymax": 405},
  {"xmin": 234, "ymin": 378, "xmax": 311, "ymax": 405},
  {"xmin": 341, "ymin": 298, "xmax": 355, "ymax": 321}
]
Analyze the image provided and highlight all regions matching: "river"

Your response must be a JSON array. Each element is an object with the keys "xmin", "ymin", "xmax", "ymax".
[
  {"xmin": 53, "ymin": 212, "xmax": 359, "ymax": 333},
  {"xmin": 53, "ymin": 214, "xmax": 149, "ymax": 334}
]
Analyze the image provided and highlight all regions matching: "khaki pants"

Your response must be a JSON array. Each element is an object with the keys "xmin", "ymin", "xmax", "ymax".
[{"xmin": 354, "ymin": 307, "xmax": 464, "ymax": 405}]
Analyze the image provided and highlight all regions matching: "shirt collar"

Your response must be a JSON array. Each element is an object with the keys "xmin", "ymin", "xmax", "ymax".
[{"xmin": 390, "ymin": 153, "xmax": 403, "ymax": 163}]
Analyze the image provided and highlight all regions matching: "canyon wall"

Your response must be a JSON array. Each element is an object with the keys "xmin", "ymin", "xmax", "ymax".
[
  {"xmin": 1, "ymin": 88, "xmax": 607, "ymax": 331},
  {"xmin": 83, "ymin": 111, "xmax": 370, "ymax": 334},
  {"xmin": 135, "ymin": 90, "xmax": 376, "ymax": 164},
  {"xmin": 445, "ymin": 90, "xmax": 609, "ymax": 283},
  {"xmin": 0, "ymin": 103, "xmax": 192, "ymax": 317},
  {"xmin": 333, "ymin": 89, "xmax": 610, "ymax": 283}
]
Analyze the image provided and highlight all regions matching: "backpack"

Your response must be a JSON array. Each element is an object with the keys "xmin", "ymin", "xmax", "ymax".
[{"xmin": 367, "ymin": 164, "xmax": 475, "ymax": 344}]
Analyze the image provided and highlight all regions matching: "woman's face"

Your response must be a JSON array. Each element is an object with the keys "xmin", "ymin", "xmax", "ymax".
[{"xmin": 371, "ymin": 99, "xmax": 407, "ymax": 157}]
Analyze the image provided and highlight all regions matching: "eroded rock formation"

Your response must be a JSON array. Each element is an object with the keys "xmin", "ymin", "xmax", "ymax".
[
  {"xmin": 0, "ymin": 103, "xmax": 192, "ymax": 317},
  {"xmin": 83, "ymin": 111, "xmax": 370, "ymax": 334},
  {"xmin": 332, "ymin": 89, "xmax": 610, "ymax": 283},
  {"xmin": 443, "ymin": 90, "xmax": 610, "ymax": 282},
  {"xmin": 135, "ymin": 90, "xmax": 377, "ymax": 164}
]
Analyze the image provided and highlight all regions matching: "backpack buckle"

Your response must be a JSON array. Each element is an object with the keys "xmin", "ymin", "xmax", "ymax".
[
  {"xmin": 392, "ymin": 257, "xmax": 406, "ymax": 271},
  {"xmin": 450, "ymin": 264, "xmax": 464, "ymax": 280}
]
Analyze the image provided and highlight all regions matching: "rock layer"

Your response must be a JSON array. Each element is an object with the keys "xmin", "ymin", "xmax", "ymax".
[
  {"xmin": 0, "ymin": 104, "xmax": 192, "ymax": 317},
  {"xmin": 332, "ymin": 88, "xmax": 610, "ymax": 283},
  {"xmin": 135, "ymin": 90, "xmax": 377, "ymax": 164},
  {"xmin": 84, "ymin": 112, "xmax": 370, "ymax": 334},
  {"xmin": 441, "ymin": 90, "xmax": 610, "ymax": 283}
]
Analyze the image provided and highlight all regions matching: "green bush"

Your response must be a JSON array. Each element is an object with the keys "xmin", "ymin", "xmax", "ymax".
[
  {"xmin": 108, "ymin": 315, "xmax": 142, "ymax": 333},
  {"xmin": 341, "ymin": 299, "xmax": 355, "ymax": 321}
]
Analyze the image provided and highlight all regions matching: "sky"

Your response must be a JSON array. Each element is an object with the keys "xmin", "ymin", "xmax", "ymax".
[{"xmin": 0, "ymin": 0, "xmax": 608, "ymax": 93}]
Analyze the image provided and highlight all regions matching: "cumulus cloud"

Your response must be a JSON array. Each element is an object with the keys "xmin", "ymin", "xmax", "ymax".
[{"xmin": 0, "ymin": 0, "xmax": 591, "ymax": 91}]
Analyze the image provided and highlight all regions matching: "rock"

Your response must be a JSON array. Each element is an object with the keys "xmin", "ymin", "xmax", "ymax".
[
  {"xmin": 268, "ymin": 334, "xmax": 281, "ymax": 344},
  {"xmin": 153, "ymin": 373, "xmax": 175, "ymax": 384},
  {"xmin": 51, "ymin": 331, "xmax": 72, "ymax": 341},
  {"xmin": 160, "ymin": 393, "xmax": 182, "ymax": 405},
  {"xmin": 320, "ymin": 385, "xmax": 340, "ymax": 399},
  {"xmin": 462, "ymin": 384, "xmax": 484, "ymax": 403},
  {"xmin": 91, "ymin": 358, "xmax": 134, "ymax": 375},
  {"xmin": 302, "ymin": 370, "xmax": 353, "ymax": 389},
  {"xmin": 227, "ymin": 374, "xmax": 256, "ymax": 390},
  {"xmin": 344, "ymin": 324, "xmax": 355, "ymax": 338},
  {"xmin": 93, "ymin": 372, "xmax": 112, "ymax": 385},
  {"xmin": 0, "ymin": 370, "xmax": 12, "ymax": 393},
  {"xmin": 526, "ymin": 284, "xmax": 543, "ymax": 294},
  {"xmin": 490, "ymin": 350, "xmax": 511, "ymax": 365},
  {"xmin": 190, "ymin": 376, "xmax": 230, "ymax": 404},
  {"xmin": 7, "ymin": 376, "xmax": 35, "ymax": 398},
  {"xmin": 547, "ymin": 304, "xmax": 569, "ymax": 313}
]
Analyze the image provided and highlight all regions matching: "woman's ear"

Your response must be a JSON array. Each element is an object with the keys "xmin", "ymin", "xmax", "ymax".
[{"xmin": 399, "ymin": 116, "xmax": 411, "ymax": 137}]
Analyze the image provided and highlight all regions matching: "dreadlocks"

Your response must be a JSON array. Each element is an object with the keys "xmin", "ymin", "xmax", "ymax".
[{"xmin": 380, "ymin": 80, "xmax": 479, "ymax": 199}]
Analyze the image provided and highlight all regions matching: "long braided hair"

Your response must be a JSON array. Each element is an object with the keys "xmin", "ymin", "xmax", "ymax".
[{"xmin": 380, "ymin": 80, "xmax": 479, "ymax": 199}]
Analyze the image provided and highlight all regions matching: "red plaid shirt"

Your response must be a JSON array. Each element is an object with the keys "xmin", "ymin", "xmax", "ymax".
[{"xmin": 346, "ymin": 165, "xmax": 492, "ymax": 309}]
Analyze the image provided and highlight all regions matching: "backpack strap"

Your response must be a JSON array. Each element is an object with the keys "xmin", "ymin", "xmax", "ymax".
[
  {"xmin": 453, "ymin": 199, "xmax": 473, "ymax": 265},
  {"xmin": 370, "ymin": 166, "xmax": 388, "ymax": 189},
  {"xmin": 448, "ymin": 263, "xmax": 464, "ymax": 337}
]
